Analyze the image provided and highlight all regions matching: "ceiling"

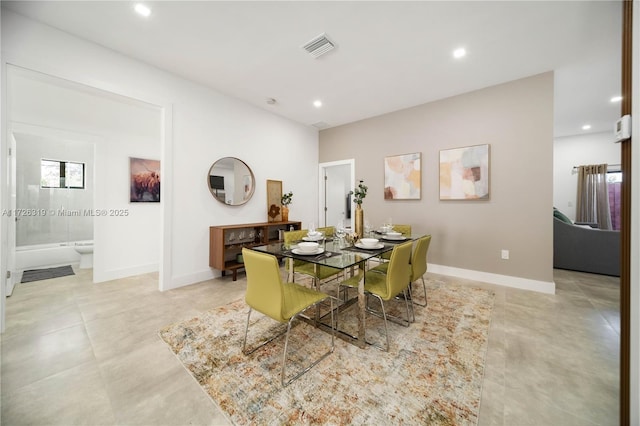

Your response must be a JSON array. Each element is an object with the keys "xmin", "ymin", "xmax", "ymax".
[{"xmin": 2, "ymin": 1, "xmax": 623, "ymax": 137}]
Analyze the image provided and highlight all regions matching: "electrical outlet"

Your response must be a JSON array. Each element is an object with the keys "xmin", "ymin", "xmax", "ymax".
[{"xmin": 501, "ymin": 249, "xmax": 509, "ymax": 260}]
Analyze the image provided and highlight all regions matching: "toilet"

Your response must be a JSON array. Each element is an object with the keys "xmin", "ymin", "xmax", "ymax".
[{"xmin": 74, "ymin": 242, "xmax": 94, "ymax": 269}]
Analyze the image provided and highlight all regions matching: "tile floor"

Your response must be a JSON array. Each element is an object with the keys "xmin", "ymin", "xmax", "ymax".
[{"xmin": 1, "ymin": 267, "xmax": 619, "ymax": 425}]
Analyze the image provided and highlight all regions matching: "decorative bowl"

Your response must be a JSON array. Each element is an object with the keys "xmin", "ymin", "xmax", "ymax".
[
  {"xmin": 307, "ymin": 231, "xmax": 321, "ymax": 237},
  {"xmin": 359, "ymin": 238, "xmax": 379, "ymax": 248},
  {"xmin": 297, "ymin": 242, "xmax": 319, "ymax": 253}
]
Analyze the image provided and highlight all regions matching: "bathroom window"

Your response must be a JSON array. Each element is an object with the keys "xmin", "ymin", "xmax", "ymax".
[{"xmin": 40, "ymin": 159, "xmax": 85, "ymax": 189}]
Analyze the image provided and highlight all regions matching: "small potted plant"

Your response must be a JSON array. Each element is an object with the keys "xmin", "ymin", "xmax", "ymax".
[
  {"xmin": 281, "ymin": 191, "xmax": 293, "ymax": 222},
  {"xmin": 349, "ymin": 180, "xmax": 368, "ymax": 206},
  {"xmin": 349, "ymin": 180, "xmax": 368, "ymax": 237}
]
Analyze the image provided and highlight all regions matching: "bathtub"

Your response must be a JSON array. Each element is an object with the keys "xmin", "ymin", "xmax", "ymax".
[{"xmin": 15, "ymin": 240, "xmax": 93, "ymax": 271}]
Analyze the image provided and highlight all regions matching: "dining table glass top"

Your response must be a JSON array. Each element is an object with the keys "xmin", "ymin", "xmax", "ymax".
[{"xmin": 251, "ymin": 234, "xmax": 413, "ymax": 269}]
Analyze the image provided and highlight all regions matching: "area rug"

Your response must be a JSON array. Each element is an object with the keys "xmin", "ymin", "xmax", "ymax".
[
  {"xmin": 20, "ymin": 265, "xmax": 75, "ymax": 283},
  {"xmin": 159, "ymin": 283, "xmax": 494, "ymax": 425}
]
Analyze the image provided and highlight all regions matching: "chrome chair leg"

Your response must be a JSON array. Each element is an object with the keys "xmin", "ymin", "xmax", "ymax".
[
  {"xmin": 402, "ymin": 285, "xmax": 416, "ymax": 322},
  {"xmin": 243, "ymin": 308, "xmax": 288, "ymax": 355},
  {"xmin": 281, "ymin": 297, "xmax": 335, "ymax": 387},
  {"xmin": 242, "ymin": 307, "xmax": 252, "ymax": 354},
  {"xmin": 366, "ymin": 292, "xmax": 412, "ymax": 328},
  {"xmin": 368, "ymin": 293, "xmax": 390, "ymax": 352},
  {"xmin": 410, "ymin": 277, "xmax": 428, "ymax": 308}
]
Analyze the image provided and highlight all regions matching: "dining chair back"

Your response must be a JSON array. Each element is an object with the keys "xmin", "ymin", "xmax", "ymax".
[
  {"xmin": 339, "ymin": 241, "xmax": 413, "ymax": 351},
  {"xmin": 391, "ymin": 224, "xmax": 412, "ymax": 236},
  {"xmin": 241, "ymin": 248, "xmax": 334, "ymax": 387},
  {"xmin": 382, "ymin": 241, "xmax": 413, "ymax": 301},
  {"xmin": 410, "ymin": 235, "xmax": 432, "ymax": 307},
  {"xmin": 380, "ymin": 224, "xmax": 412, "ymax": 262},
  {"xmin": 317, "ymin": 226, "xmax": 335, "ymax": 237},
  {"xmin": 243, "ymin": 247, "xmax": 287, "ymax": 321}
]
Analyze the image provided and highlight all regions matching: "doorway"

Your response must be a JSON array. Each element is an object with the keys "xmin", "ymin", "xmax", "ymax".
[
  {"xmin": 7, "ymin": 124, "xmax": 97, "ymax": 295},
  {"xmin": 1, "ymin": 64, "xmax": 169, "ymax": 333},
  {"xmin": 318, "ymin": 159, "xmax": 355, "ymax": 230}
]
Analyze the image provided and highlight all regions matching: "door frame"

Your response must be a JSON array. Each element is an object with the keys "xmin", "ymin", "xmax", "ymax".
[
  {"xmin": 0, "ymin": 60, "xmax": 173, "ymax": 333},
  {"xmin": 318, "ymin": 159, "xmax": 355, "ymax": 230}
]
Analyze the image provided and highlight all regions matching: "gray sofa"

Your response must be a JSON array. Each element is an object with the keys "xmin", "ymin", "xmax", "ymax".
[{"xmin": 553, "ymin": 217, "xmax": 620, "ymax": 276}]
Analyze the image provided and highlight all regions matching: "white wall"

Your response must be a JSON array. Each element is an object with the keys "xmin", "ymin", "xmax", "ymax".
[
  {"xmin": 553, "ymin": 131, "xmax": 621, "ymax": 221},
  {"xmin": 1, "ymin": 9, "xmax": 319, "ymax": 291}
]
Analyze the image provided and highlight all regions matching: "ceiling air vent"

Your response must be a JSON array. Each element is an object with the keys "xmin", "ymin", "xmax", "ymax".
[
  {"xmin": 302, "ymin": 33, "xmax": 335, "ymax": 58},
  {"xmin": 312, "ymin": 121, "xmax": 330, "ymax": 129}
]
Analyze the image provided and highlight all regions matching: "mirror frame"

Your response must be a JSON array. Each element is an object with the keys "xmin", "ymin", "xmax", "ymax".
[{"xmin": 208, "ymin": 157, "xmax": 255, "ymax": 206}]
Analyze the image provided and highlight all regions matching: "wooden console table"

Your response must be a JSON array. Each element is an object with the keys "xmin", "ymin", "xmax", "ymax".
[{"xmin": 209, "ymin": 220, "xmax": 301, "ymax": 281}]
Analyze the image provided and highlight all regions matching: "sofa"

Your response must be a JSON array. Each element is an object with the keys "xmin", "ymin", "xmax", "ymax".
[{"xmin": 553, "ymin": 211, "xmax": 620, "ymax": 276}]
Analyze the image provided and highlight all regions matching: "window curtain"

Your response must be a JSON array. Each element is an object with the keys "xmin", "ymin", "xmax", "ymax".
[{"xmin": 576, "ymin": 164, "xmax": 612, "ymax": 230}]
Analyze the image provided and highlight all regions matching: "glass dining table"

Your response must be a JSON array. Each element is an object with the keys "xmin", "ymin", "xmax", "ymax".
[{"xmin": 251, "ymin": 234, "xmax": 413, "ymax": 349}]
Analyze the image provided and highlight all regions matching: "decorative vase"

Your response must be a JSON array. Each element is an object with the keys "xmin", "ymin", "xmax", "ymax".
[
  {"xmin": 355, "ymin": 205, "xmax": 364, "ymax": 237},
  {"xmin": 281, "ymin": 205, "xmax": 289, "ymax": 222}
]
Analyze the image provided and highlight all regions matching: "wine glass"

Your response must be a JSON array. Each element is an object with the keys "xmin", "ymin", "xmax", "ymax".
[
  {"xmin": 335, "ymin": 220, "xmax": 346, "ymax": 246},
  {"xmin": 383, "ymin": 217, "xmax": 394, "ymax": 233},
  {"xmin": 309, "ymin": 222, "xmax": 316, "ymax": 234},
  {"xmin": 364, "ymin": 219, "xmax": 372, "ymax": 237}
]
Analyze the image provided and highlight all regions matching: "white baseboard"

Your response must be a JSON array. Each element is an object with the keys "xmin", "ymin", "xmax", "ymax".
[
  {"xmin": 164, "ymin": 269, "xmax": 219, "ymax": 291},
  {"xmin": 93, "ymin": 263, "xmax": 159, "ymax": 284},
  {"xmin": 427, "ymin": 263, "xmax": 556, "ymax": 294},
  {"xmin": 163, "ymin": 264, "xmax": 556, "ymax": 295}
]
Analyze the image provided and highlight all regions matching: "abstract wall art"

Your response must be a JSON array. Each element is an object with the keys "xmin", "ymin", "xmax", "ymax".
[
  {"xmin": 384, "ymin": 152, "xmax": 421, "ymax": 200},
  {"xmin": 439, "ymin": 144, "xmax": 490, "ymax": 200}
]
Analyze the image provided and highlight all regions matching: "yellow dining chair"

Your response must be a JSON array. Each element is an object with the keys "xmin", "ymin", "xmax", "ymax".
[
  {"xmin": 317, "ymin": 226, "xmax": 335, "ymax": 238},
  {"xmin": 372, "ymin": 234, "xmax": 431, "ymax": 308},
  {"xmin": 379, "ymin": 224, "xmax": 412, "ymax": 262},
  {"xmin": 283, "ymin": 228, "xmax": 341, "ymax": 290},
  {"xmin": 409, "ymin": 235, "xmax": 431, "ymax": 307},
  {"xmin": 339, "ymin": 241, "xmax": 413, "ymax": 351},
  {"xmin": 241, "ymin": 248, "xmax": 335, "ymax": 387}
]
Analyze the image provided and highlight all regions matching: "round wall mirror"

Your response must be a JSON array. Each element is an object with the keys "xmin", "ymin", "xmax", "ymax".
[{"xmin": 208, "ymin": 157, "xmax": 255, "ymax": 205}]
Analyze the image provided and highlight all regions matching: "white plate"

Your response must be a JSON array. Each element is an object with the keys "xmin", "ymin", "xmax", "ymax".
[
  {"xmin": 382, "ymin": 235, "xmax": 406, "ymax": 241},
  {"xmin": 302, "ymin": 235, "xmax": 324, "ymax": 241},
  {"xmin": 355, "ymin": 242, "xmax": 384, "ymax": 250},
  {"xmin": 292, "ymin": 248, "xmax": 325, "ymax": 255}
]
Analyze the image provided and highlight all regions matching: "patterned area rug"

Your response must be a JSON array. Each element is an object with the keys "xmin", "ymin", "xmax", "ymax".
[{"xmin": 159, "ymin": 283, "xmax": 494, "ymax": 425}]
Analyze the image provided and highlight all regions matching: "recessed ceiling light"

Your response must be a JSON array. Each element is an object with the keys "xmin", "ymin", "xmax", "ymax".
[
  {"xmin": 313, "ymin": 100, "xmax": 323, "ymax": 108},
  {"xmin": 134, "ymin": 3, "xmax": 151, "ymax": 17},
  {"xmin": 453, "ymin": 48, "xmax": 466, "ymax": 59},
  {"xmin": 610, "ymin": 96, "xmax": 623, "ymax": 103},
  {"xmin": 582, "ymin": 124, "xmax": 592, "ymax": 130}
]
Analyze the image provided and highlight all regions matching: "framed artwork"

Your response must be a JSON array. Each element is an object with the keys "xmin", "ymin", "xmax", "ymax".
[
  {"xmin": 439, "ymin": 144, "xmax": 490, "ymax": 200},
  {"xmin": 384, "ymin": 152, "xmax": 421, "ymax": 200},
  {"xmin": 130, "ymin": 157, "xmax": 160, "ymax": 202},
  {"xmin": 266, "ymin": 179, "xmax": 282, "ymax": 222}
]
